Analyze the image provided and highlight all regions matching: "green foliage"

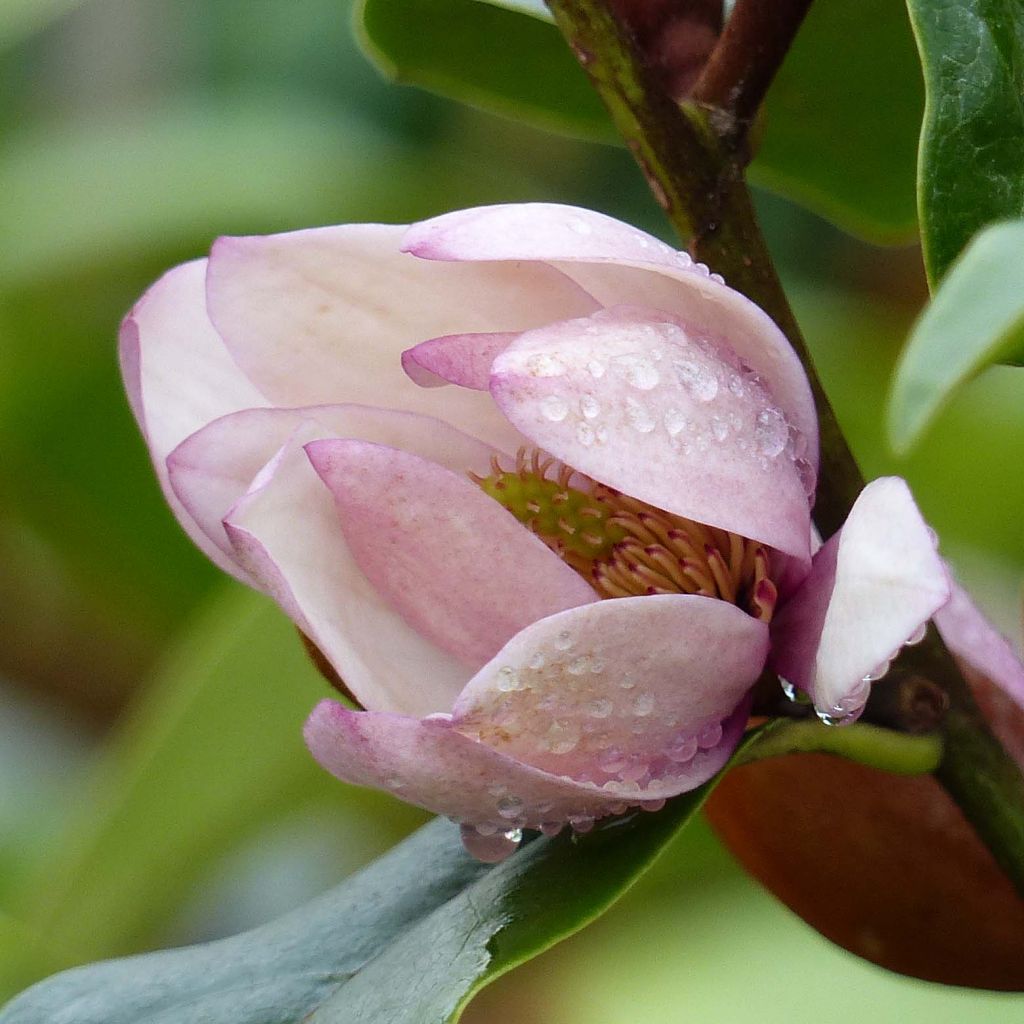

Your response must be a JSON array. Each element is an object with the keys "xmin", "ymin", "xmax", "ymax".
[
  {"xmin": 0, "ymin": 587, "xmax": 421, "ymax": 998},
  {"xmin": 357, "ymin": 0, "xmax": 613, "ymax": 142},
  {"xmin": 888, "ymin": 220, "xmax": 1024, "ymax": 452},
  {"xmin": 907, "ymin": 0, "xmax": 1024, "ymax": 285},
  {"xmin": 752, "ymin": 0, "xmax": 922, "ymax": 242},
  {"xmin": 0, "ymin": 787, "xmax": 714, "ymax": 1024}
]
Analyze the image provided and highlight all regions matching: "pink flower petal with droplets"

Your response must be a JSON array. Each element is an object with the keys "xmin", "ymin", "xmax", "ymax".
[
  {"xmin": 306, "ymin": 439, "xmax": 598, "ymax": 669},
  {"xmin": 119, "ymin": 259, "xmax": 267, "ymax": 579},
  {"xmin": 303, "ymin": 698, "xmax": 750, "ymax": 836},
  {"xmin": 451, "ymin": 594, "xmax": 767, "ymax": 783},
  {"xmin": 204, "ymin": 225, "xmax": 596, "ymax": 451},
  {"xmin": 489, "ymin": 306, "xmax": 813, "ymax": 563},
  {"xmin": 168, "ymin": 404, "xmax": 501, "ymax": 559},
  {"xmin": 222, "ymin": 426, "xmax": 474, "ymax": 717},
  {"xmin": 403, "ymin": 203, "xmax": 817, "ymax": 468},
  {"xmin": 770, "ymin": 477, "xmax": 951, "ymax": 723},
  {"xmin": 401, "ymin": 332, "xmax": 517, "ymax": 390}
]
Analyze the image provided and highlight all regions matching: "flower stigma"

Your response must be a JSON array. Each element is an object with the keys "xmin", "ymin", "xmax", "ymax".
[{"xmin": 472, "ymin": 447, "xmax": 777, "ymax": 621}]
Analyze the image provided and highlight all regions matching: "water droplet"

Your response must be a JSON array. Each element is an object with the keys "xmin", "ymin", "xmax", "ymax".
[
  {"xmin": 461, "ymin": 823, "xmax": 521, "ymax": 862},
  {"xmin": 905, "ymin": 623, "xmax": 927, "ymax": 646},
  {"xmin": 527, "ymin": 353, "xmax": 568, "ymax": 377},
  {"xmin": 594, "ymin": 424, "xmax": 609, "ymax": 444},
  {"xmin": 496, "ymin": 666, "xmax": 522, "ymax": 692},
  {"xmin": 666, "ymin": 733, "xmax": 698, "ymax": 762},
  {"xmin": 554, "ymin": 630, "xmax": 573, "ymax": 651},
  {"xmin": 587, "ymin": 698, "xmax": 613, "ymax": 718},
  {"xmin": 624, "ymin": 359, "xmax": 660, "ymax": 390},
  {"xmin": 711, "ymin": 415, "xmax": 729, "ymax": 441},
  {"xmin": 475, "ymin": 821, "xmax": 499, "ymax": 836},
  {"xmin": 625, "ymin": 397, "xmax": 656, "ymax": 433},
  {"xmin": 709, "ymin": 272, "xmax": 725, "ymax": 284},
  {"xmin": 755, "ymin": 407, "xmax": 788, "ymax": 458},
  {"xmin": 642, "ymin": 798, "xmax": 667, "ymax": 812},
  {"xmin": 569, "ymin": 814, "xmax": 595, "ymax": 833},
  {"xmin": 568, "ymin": 655, "xmax": 590, "ymax": 676},
  {"xmin": 587, "ymin": 359, "xmax": 606, "ymax": 379},
  {"xmin": 528, "ymin": 651, "xmax": 546, "ymax": 671},
  {"xmin": 674, "ymin": 359, "xmax": 719, "ymax": 401},
  {"xmin": 674, "ymin": 251, "xmax": 692, "ymax": 267},
  {"xmin": 663, "ymin": 407, "xmax": 688, "ymax": 436},
  {"xmin": 620, "ymin": 759, "xmax": 647, "ymax": 782},
  {"xmin": 541, "ymin": 395, "xmax": 569, "ymax": 422},
  {"xmin": 862, "ymin": 659, "xmax": 891, "ymax": 683},
  {"xmin": 631, "ymin": 693, "xmax": 655, "ymax": 716},
  {"xmin": 539, "ymin": 821, "xmax": 563, "ymax": 836},
  {"xmin": 576, "ymin": 422, "xmax": 595, "ymax": 446},
  {"xmin": 794, "ymin": 456, "xmax": 816, "ymax": 498},
  {"xmin": 497, "ymin": 794, "xmax": 524, "ymax": 819},
  {"xmin": 779, "ymin": 677, "xmax": 798, "ymax": 701},
  {"xmin": 580, "ymin": 395, "xmax": 601, "ymax": 419},
  {"xmin": 547, "ymin": 720, "xmax": 580, "ymax": 754},
  {"xmin": 698, "ymin": 721, "xmax": 723, "ymax": 748},
  {"xmin": 384, "ymin": 774, "xmax": 405, "ymax": 790},
  {"xmin": 598, "ymin": 747, "xmax": 629, "ymax": 773}
]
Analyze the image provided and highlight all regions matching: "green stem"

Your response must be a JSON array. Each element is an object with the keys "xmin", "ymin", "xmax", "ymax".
[
  {"xmin": 545, "ymin": 0, "xmax": 1024, "ymax": 896},
  {"xmin": 739, "ymin": 719, "xmax": 943, "ymax": 776}
]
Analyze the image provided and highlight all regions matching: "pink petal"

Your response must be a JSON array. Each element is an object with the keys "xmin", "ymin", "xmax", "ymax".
[
  {"xmin": 304, "ymin": 699, "xmax": 749, "ymax": 834},
  {"xmin": 489, "ymin": 306, "xmax": 813, "ymax": 563},
  {"xmin": 168, "ymin": 404, "xmax": 500, "ymax": 559},
  {"xmin": 770, "ymin": 477, "xmax": 951, "ymax": 723},
  {"xmin": 305, "ymin": 439, "xmax": 598, "ymax": 669},
  {"xmin": 204, "ymin": 224, "xmax": 596, "ymax": 451},
  {"xmin": 119, "ymin": 259, "xmax": 267, "ymax": 579},
  {"xmin": 450, "ymin": 594, "xmax": 766, "ymax": 786},
  {"xmin": 221, "ymin": 423, "xmax": 480, "ymax": 717},
  {"xmin": 403, "ymin": 203, "xmax": 817, "ymax": 467},
  {"xmin": 401, "ymin": 332, "xmax": 517, "ymax": 390},
  {"xmin": 936, "ymin": 583, "xmax": 1024, "ymax": 769}
]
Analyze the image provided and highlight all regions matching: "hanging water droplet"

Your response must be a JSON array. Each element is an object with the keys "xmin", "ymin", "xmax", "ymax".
[
  {"xmin": 642, "ymin": 798, "xmax": 667, "ymax": 812},
  {"xmin": 625, "ymin": 397, "xmax": 656, "ymax": 433},
  {"xmin": 460, "ymin": 823, "xmax": 522, "ymax": 862},
  {"xmin": 666, "ymin": 732, "xmax": 698, "ymax": 762},
  {"xmin": 905, "ymin": 623, "xmax": 928, "ymax": 646},
  {"xmin": 539, "ymin": 821, "xmax": 563, "ymax": 836},
  {"xmin": 540, "ymin": 395, "xmax": 569, "ymax": 422},
  {"xmin": 569, "ymin": 814, "xmax": 595, "ymax": 833},
  {"xmin": 580, "ymin": 394, "xmax": 601, "ymax": 419},
  {"xmin": 779, "ymin": 677, "xmax": 798, "ymax": 701}
]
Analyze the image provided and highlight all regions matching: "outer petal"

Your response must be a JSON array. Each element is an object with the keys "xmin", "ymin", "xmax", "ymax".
[
  {"xmin": 204, "ymin": 225, "xmax": 597, "ymax": 451},
  {"xmin": 119, "ymin": 259, "xmax": 267, "ymax": 578},
  {"xmin": 770, "ymin": 477, "xmax": 951, "ymax": 722},
  {"xmin": 167, "ymin": 404, "xmax": 501, "ymax": 559},
  {"xmin": 403, "ymin": 203, "xmax": 818, "ymax": 467},
  {"xmin": 451, "ymin": 595, "xmax": 768, "ymax": 785},
  {"xmin": 304, "ymin": 699, "xmax": 749, "ymax": 834},
  {"xmin": 936, "ymin": 583, "xmax": 1024, "ymax": 768},
  {"xmin": 490, "ymin": 306, "xmax": 813, "ymax": 562},
  {"xmin": 305, "ymin": 438, "xmax": 598, "ymax": 668},
  {"xmin": 220, "ymin": 423, "xmax": 480, "ymax": 717}
]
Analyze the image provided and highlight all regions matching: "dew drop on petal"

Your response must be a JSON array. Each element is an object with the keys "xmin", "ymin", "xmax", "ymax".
[
  {"xmin": 587, "ymin": 359, "xmax": 606, "ymax": 379},
  {"xmin": 674, "ymin": 360, "xmax": 719, "ymax": 401},
  {"xmin": 663, "ymin": 407, "xmax": 688, "ymax": 436},
  {"xmin": 698, "ymin": 721, "xmax": 723, "ymax": 749},
  {"xmin": 528, "ymin": 651, "xmax": 546, "ymax": 671},
  {"xmin": 632, "ymin": 693, "xmax": 655, "ymax": 717},
  {"xmin": 527, "ymin": 353, "xmax": 568, "ymax": 377},
  {"xmin": 666, "ymin": 732, "xmax": 698, "ymax": 763},
  {"xmin": 580, "ymin": 395, "xmax": 601, "ymax": 419},
  {"xmin": 554, "ymin": 630, "xmax": 574, "ymax": 651},
  {"xmin": 569, "ymin": 814, "xmax": 595, "ymax": 833},
  {"xmin": 625, "ymin": 359, "xmax": 660, "ymax": 390},
  {"xmin": 905, "ymin": 623, "xmax": 928, "ymax": 646},
  {"xmin": 779, "ymin": 677, "xmax": 798, "ymax": 701},
  {"xmin": 568, "ymin": 655, "xmax": 590, "ymax": 675},
  {"xmin": 539, "ymin": 821, "xmax": 564, "ymax": 836},
  {"xmin": 541, "ymin": 395, "xmax": 569, "ymax": 422},
  {"xmin": 598, "ymin": 746, "xmax": 629, "ymax": 773},
  {"xmin": 587, "ymin": 698, "xmax": 613, "ymax": 719},
  {"xmin": 755, "ymin": 407, "xmax": 789, "ymax": 458},
  {"xmin": 576, "ymin": 422, "xmax": 595, "ymax": 446},
  {"xmin": 497, "ymin": 666, "xmax": 522, "ymax": 692},
  {"xmin": 461, "ymin": 824, "xmax": 521, "ymax": 862},
  {"xmin": 642, "ymin": 798, "xmax": 667, "ymax": 812},
  {"xmin": 625, "ymin": 397, "xmax": 656, "ymax": 433},
  {"xmin": 497, "ymin": 794, "xmax": 525, "ymax": 819}
]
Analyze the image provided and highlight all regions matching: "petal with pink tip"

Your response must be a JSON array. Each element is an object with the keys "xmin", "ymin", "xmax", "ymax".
[
  {"xmin": 401, "ymin": 332, "xmax": 517, "ymax": 390},
  {"xmin": 489, "ymin": 306, "xmax": 813, "ymax": 562},
  {"xmin": 222, "ymin": 425, "xmax": 475, "ymax": 717},
  {"xmin": 205, "ymin": 225, "xmax": 596, "ymax": 451},
  {"xmin": 304, "ymin": 699, "xmax": 747, "ymax": 831},
  {"xmin": 168, "ymin": 404, "xmax": 502, "ymax": 559},
  {"xmin": 306, "ymin": 439, "xmax": 598, "ymax": 669},
  {"xmin": 403, "ymin": 203, "xmax": 817, "ymax": 465},
  {"xmin": 450, "ymin": 594, "xmax": 766, "ymax": 785},
  {"xmin": 770, "ymin": 477, "xmax": 951, "ymax": 723},
  {"xmin": 119, "ymin": 259, "xmax": 267, "ymax": 578}
]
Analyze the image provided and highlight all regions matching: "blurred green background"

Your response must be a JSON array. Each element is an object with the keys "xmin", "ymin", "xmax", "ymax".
[{"xmin": 1, "ymin": 0, "xmax": 1022, "ymax": 1019}]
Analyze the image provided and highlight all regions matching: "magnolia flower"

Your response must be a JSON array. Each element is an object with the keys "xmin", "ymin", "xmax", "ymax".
[{"xmin": 121, "ymin": 203, "xmax": 1014, "ymax": 863}]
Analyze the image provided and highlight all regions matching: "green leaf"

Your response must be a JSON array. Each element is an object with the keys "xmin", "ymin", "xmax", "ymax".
[
  {"xmin": 888, "ymin": 219, "xmax": 1024, "ymax": 452},
  {"xmin": 0, "ymin": 586, "xmax": 420, "ymax": 997},
  {"xmin": 751, "ymin": 0, "xmax": 923, "ymax": 242},
  {"xmin": 907, "ymin": 0, "xmax": 1024, "ymax": 285},
  {"xmin": 356, "ymin": 0, "xmax": 615, "ymax": 142},
  {"xmin": 0, "ymin": 788, "xmax": 712, "ymax": 1024}
]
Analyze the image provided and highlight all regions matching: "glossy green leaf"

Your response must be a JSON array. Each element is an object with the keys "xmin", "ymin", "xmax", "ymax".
[
  {"xmin": 752, "ymin": 0, "xmax": 923, "ymax": 242},
  {"xmin": 0, "ymin": 789, "xmax": 713, "ymax": 1023},
  {"xmin": 888, "ymin": 220, "xmax": 1024, "ymax": 453},
  {"xmin": 356, "ymin": 0, "xmax": 615, "ymax": 142},
  {"xmin": 0, "ymin": 586, "xmax": 420, "ymax": 998},
  {"xmin": 908, "ymin": 0, "xmax": 1024, "ymax": 285}
]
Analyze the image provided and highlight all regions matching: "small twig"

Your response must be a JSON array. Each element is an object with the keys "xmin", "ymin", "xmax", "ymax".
[{"xmin": 691, "ymin": 0, "xmax": 814, "ymax": 135}]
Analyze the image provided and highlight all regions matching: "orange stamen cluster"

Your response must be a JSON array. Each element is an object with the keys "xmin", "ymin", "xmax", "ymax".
[{"xmin": 472, "ymin": 447, "xmax": 777, "ymax": 622}]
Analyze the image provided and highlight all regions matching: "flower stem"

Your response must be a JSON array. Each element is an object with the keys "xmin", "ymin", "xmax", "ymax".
[{"xmin": 545, "ymin": 0, "xmax": 1024, "ymax": 895}]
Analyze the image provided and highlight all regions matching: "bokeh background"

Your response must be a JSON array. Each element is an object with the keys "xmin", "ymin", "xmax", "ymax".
[{"xmin": 1, "ymin": 0, "xmax": 1022, "ymax": 1019}]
